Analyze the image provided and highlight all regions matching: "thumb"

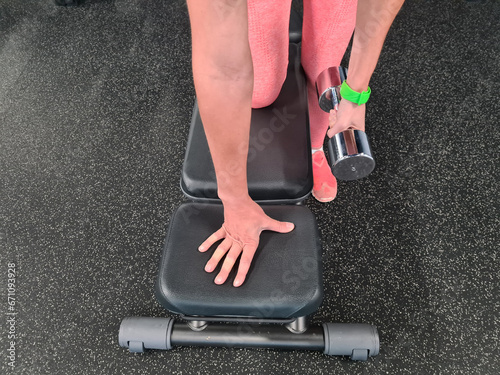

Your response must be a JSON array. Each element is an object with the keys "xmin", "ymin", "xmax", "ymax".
[
  {"xmin": 328, "ymin": 115, "xmax": 353, "ymax": 138},
  {"xmin": 327, "ymin": 111, "xmax": 347, "ymax": 138},
  {"xmin": 327, "ymin": 124, "xmax": 342, "ymax": 138},
  {"xmin": 264, "ymin": 218, "xmax": 295, "ymax": 233}
]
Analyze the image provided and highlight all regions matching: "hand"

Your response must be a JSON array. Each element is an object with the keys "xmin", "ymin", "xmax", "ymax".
[
  {"xmin": 198, "ymin": 197, "xmax": 294, "ymax": 287},
  {"xmin": 327, "ymin": 99, "xmax": 366, "ymax": 138}
]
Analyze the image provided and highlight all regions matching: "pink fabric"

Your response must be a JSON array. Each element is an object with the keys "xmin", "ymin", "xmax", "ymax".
[
  {"xmin": 312, "ymin": 150, "xmax": 338, "ymax": 201},
  {"xmin": 247, "ymin": 1, "xmax": 292, "ymax": 109},
  {"xmin": 248, "ymin": 0, "xmax": 357, "ymax": 148}
]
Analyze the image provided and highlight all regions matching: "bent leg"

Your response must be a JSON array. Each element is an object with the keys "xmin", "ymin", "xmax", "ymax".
[{"xmin": 248, "ymin": 0, "xmax": 292, "ymax": 108}]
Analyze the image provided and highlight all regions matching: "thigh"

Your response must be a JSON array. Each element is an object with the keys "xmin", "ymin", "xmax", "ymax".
[{"xmin": 248, "ymin": 0, "xmax": 292, "ymax": 108}]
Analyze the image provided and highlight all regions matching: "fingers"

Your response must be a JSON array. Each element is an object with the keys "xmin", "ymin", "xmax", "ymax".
[
  {"xmin": 327, "ymin": 127, "xmax": 336, "ymax": 139},
  {"xmin": 327, "ymin": 116, "xmax": 349, "ymax": 138},
  {"xmin": 200, "ymin": 213, "xmax": 295, "ymax": 287},
  {"xmin": 328, "ymin": 100, "xmax": 366, "ymax": 138},
  {"xmin": 204, "ymin": 237, "xmax": 232, "ymax": 272},
  {"xmin": 328, "ymin": 108, "xmax": 343, "ymax": 138},
  {"xmin": 233, "ymin": 243, "xmax": 258, "ymax": 287},
  {"xmin": 328, "ymin": 107, "xmax": 345, "ymax": 138},
  {"xmin": 329, "ymin": 108, "xmax": 337, "ymax": 130},
  {"xmin": 264, "ymin": 218, "xmax": 294, "ymax": 233},
  {"xmin": 198, "ymin": 226, "xmax": 226, "ymax": 252},
  {"xmin": 214, "ymin": 242, "xmax": 243, "ymax": 285}
]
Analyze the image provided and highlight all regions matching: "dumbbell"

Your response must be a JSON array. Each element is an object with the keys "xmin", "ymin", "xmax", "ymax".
[{"xmin": 315, "ymin": 67, "xmax": 375, "ymax": 181}]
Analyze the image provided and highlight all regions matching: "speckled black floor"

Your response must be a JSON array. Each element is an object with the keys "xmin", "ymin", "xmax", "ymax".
[{"xmin": 1, "ymin": 0, "xmax": 499, "ymax": 374}]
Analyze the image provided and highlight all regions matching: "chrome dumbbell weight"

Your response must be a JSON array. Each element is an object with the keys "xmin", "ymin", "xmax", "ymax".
[{"xmin": 315, "ymin": 67, "xmax": 375, "ymax": 181}]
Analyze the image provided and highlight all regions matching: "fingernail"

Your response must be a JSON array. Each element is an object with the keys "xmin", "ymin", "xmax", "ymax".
[
  {"xmin": 198, "ymin": 245, "xmax": 205, "ymax": 251},
  {"xmin": 233, "ymin": 279, "xmax": 242, "ymax": 287},
  {"xmin": 215, "ymin": 276, "xmax": 223, "ymax": 284},
  {"xmin": 287, "ymin": 222, "xmax": 295, "ymax": 230},
  {"xmin": 205, "ymin": 265, "xmax": 212, "ymax": 272}
]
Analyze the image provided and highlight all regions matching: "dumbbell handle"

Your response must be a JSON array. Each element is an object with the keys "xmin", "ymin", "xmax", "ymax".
[{"xmin": 316, "ymin": 67, "xmax": 348, "ymax": 113}]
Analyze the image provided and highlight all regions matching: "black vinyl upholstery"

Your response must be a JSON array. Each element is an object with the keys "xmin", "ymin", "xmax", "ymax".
[
  {"xmin": 289, "ymin": 7, "xmax": 302, "ymax": 43},
  {"xmin": 155, "ymin": 203, "xmax": 323, "ymax": 318},
  {"xmin": 181, "ymin": 43, "xmax": 312, "ymax": 204}
]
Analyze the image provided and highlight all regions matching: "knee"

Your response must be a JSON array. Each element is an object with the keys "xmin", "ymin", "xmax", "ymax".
[
  {"xmin": 251, "ymin": 73, "xmax": 286, "ymax": 109},
  {"xmin": 252, "ymin": 89, "xmax": 280, "ymax": 108}
]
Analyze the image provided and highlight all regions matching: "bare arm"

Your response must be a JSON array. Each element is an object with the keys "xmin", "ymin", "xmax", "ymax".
[
  {"xmin": 347, "ymin": 0, "xmax": 405, "ymax": 91},
  {"xmin": 187, "ymin": 0, "xmax": 252, "ymax": 202},
  {"xmin": 186, "ymin": 0, "xmax": 294, "ymax": 287},
  {"xmin": 328, "ymin": 0, "xmax": 405, "ymax": 136}
]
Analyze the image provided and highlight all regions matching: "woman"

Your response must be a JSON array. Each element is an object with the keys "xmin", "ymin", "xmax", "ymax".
[{"xmin": 186, "ymin": 0, "xmax": 405, "ymax": 287}]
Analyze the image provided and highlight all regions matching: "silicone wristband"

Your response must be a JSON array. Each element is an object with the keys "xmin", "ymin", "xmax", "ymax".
[{"xmin": 340, "ymin": 81, "xmax": 371, "ymax": 105}]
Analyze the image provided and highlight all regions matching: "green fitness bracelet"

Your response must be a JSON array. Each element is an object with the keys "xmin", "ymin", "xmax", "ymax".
[{"xmin": 340, "ymin": 81, "xmax": 371, "ymax": 105}]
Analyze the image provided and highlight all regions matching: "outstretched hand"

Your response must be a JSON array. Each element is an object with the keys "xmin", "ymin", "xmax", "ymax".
[
  {"xmin": 198, "ymin": 197, "xmax": 294, "ymax": 287},
  {"xmin": 327, "ymin": 99, "xmax": 366, "ymax": 138}
]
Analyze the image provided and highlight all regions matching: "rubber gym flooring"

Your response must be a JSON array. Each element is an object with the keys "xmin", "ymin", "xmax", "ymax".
[{"xmin": 1, "ymin": 0, "xmax": 499, "ymax": 374}]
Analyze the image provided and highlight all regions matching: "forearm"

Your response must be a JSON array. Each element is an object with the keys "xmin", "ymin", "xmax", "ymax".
[
  {"xmin": 347, "ymin": 0, "xmax": 405, "ymax": 91},
  {"xmin": 193, "ymin": 68, "xmax": 253, "ymax": 203},
  {"xmin": 187, "ymin": 0, "xmax": 253, "ymax": 203}
]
